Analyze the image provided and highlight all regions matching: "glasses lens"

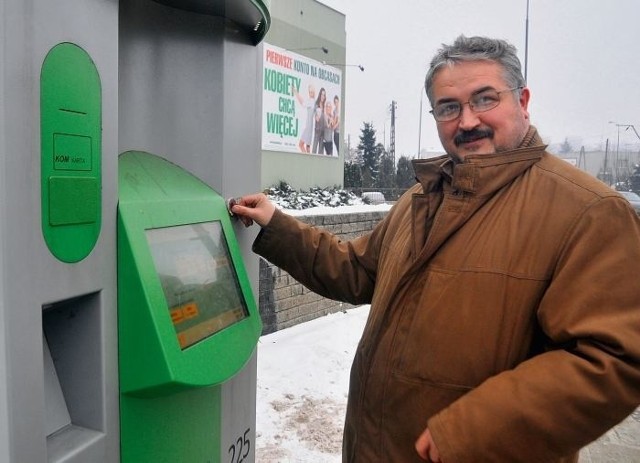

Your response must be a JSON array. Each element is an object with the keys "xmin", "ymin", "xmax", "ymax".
[
  {"xmin": 470, "ymin": 90, "xmax": 501, "ymax": 112},
  {"xmin": 433, "ymin": 102, "xmax": 461, "ymax": 122}
]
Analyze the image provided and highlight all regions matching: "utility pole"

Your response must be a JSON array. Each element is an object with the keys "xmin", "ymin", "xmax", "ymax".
[
  {"xmin": 603, "ymin": 139, "xmax": 611, "ymax": 185},
  {"xmin": 578, "ymin": 146, "xmax": 586, "ymax": 172},
  {"xmin": 418, "ymin": 89, "xmax": 424, "ymax": 158},
  {"xmin": 615, "ymin": 124, "xmax": 621, "ymax": 185},
  {"xmin": 524, "ymin": 0, "xmax": 530, "ymax": 83},
  {"xmin": 390, "ymin": 100, "xmax": 397, "ymax": 167}
]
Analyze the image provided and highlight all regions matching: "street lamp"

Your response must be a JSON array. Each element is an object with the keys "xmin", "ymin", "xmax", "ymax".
[
  {"xmin": 616, "ymin": 123, "xmax": 640, "ymax": 141},
  {"xmin": 290, "ymin": 46, "xmax": 329, "ymax": 54},
  {"xmin": 609, "ymin": 121, "xmax": 622, "ymax": 185},
  {"xmin": 609, "ymin": 122, "xmax": 640, "ymax": 185},
  {"xmin": 324, "ymin": 62, "xmax": 364, "ymax": 71}
]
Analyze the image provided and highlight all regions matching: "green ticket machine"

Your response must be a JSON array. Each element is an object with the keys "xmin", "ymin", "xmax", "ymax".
[{"xmin": 118, "ymin": 151, "xmax": 262, "ymax": 462}]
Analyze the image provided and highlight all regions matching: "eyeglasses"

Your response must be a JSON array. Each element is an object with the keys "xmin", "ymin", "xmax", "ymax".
[{"xmin": 429, "ymin": 86, "xmax": 524, "ymax": 122}]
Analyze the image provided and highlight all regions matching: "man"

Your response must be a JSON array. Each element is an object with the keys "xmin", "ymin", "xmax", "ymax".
[{"xmin": 233, "ymin": 36, "xmax": 640, "ymax": 462}]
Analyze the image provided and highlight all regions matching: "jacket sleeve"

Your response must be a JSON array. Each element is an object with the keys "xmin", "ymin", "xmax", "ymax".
[
  {"xmin": 428, "ymin": 196, "xmax": 640, "ymax": 462},
  {"xmin": 252, "ymin": 208, "xmax": 390, "ymax": 305}
]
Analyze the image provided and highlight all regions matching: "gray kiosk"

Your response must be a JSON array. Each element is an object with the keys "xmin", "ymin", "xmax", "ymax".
[{"xmin": 0, "ymin": 0, "xmax": 269, "ymax": 461}]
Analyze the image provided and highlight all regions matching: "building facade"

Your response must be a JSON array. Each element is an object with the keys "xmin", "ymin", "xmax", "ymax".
[{"xmin": 261, "ymin": 0, "xmax": 346, "ymax": 190}]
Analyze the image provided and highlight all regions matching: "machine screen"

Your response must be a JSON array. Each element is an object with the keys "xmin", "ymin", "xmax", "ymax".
[{"xmin": 146, "ymin": 222, "xmax": 249, "ymax": 349}]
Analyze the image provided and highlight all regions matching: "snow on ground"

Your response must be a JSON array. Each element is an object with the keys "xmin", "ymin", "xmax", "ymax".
[
  {"xmin": 254, "ymin": 201, "xmax": 386, "ymax": 461},
  {"xmin": 255, "ymin": 305, "xmax": 371, "ymax": 462}
]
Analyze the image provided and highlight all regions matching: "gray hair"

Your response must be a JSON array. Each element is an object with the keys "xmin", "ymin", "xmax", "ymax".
[{"xmin": 424, "ymin": 35, "xmax": 525, "ymax": 105}]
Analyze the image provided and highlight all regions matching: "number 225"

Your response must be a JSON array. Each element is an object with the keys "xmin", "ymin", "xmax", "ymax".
[{"xmin": 228, "ymin": 428, "xmax": 251, "ymax": 463}]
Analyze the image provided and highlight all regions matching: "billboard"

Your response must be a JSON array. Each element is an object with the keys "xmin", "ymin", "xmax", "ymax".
[{"xmin": 262, "ymin": 43, "xmax": 342, "ymax": 157}]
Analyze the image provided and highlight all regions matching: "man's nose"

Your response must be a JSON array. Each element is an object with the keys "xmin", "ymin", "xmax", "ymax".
[{"xmin": 457, "ymin": 103, "xmax": 481, "ymax": 130}]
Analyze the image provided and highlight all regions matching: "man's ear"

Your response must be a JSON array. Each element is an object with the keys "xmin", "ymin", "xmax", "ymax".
[{"xmin": 520, "ymin": 86, "xmax": 531, "ymax": 120}]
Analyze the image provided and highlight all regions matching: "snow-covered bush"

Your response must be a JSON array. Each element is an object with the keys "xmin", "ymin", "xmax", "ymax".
[{"xmin": 266, "ymin": 182, "xmax": 364, "ymax": 210}]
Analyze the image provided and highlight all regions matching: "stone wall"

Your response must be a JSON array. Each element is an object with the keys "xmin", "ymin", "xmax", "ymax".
[{"xmin": 258, "ymin": 209, "xmax": 389, "ymax": 334}]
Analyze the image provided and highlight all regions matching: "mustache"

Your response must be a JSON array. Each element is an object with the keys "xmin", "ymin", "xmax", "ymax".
[{"xmin": 454, "ymin": 128, "xmax": 494, "ymax": 146}]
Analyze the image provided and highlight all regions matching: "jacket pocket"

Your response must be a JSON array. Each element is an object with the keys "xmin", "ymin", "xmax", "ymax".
[{"xmin": 392, "ymin": 269, "xmax": 542, "ymax": 388}]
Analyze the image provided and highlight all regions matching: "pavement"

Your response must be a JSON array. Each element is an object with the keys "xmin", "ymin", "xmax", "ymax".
[{"xmin": 579, "ymin": 408, "xmax": 640, "ymax": 462}]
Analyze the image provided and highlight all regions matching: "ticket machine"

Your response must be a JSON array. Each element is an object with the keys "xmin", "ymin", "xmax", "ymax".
[
  {"xmin": 118, "ymin": 151, "xmax": 262, "ymax": 462},
  {"xmin": 0, "ymin": 0, "xmax": 269, "ymax": 461}
]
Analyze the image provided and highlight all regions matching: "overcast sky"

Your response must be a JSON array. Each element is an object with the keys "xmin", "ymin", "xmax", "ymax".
[{"xmin": 317, "ymin": 0, "xmax": 640, "ymax": 158}]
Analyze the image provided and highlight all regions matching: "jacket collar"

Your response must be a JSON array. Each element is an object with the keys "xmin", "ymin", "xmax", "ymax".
[{"xmin": 412, "ymin": 126, "xmax": 547, "ymax": 196}]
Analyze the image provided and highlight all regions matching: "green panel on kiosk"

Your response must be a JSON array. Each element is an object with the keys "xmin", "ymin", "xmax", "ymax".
[
  {"xmin": 118, "ymin": 150, "xmax": 261, "ymax": 396},
  {"xmin": 41, "ymin": 43, "xmax": 102, "ymax": 262},
  {"xmin": 118, "ymin": 151, "xmax": 261, "ymax": 462}
]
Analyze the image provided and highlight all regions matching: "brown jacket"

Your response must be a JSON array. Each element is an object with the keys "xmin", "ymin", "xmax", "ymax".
[{"xmin": 253, "ymin": 128, "xmax": 640, "ymax": 462}]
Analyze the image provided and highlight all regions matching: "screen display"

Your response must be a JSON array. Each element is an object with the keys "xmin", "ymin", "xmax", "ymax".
[{"xmin": 146, "ymin": 222, "xmax": 249, "ymax": 349}]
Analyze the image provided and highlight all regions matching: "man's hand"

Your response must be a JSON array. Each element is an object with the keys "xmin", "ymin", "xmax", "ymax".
[
  {"xmin": 416, "ymin": 428, "xmax": 442, "ymax": 462},
  {"xmin": 230, "ymin": 193, "xmax": 276, "ymax": 228}
]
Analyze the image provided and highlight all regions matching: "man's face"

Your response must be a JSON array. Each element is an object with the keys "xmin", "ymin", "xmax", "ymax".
[{"xmin": 431, "ymin": 60, "xmax": 530, "ymax": 159}]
